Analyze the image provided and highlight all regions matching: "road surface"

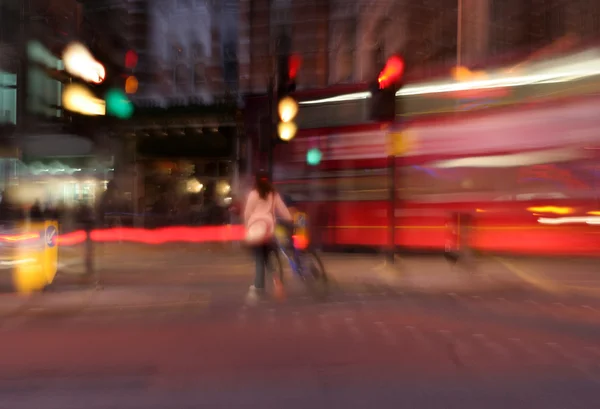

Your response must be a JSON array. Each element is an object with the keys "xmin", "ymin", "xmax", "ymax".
[{"xmin": 1, "ymin": 285, "xmax": 600, "ymax": 408}]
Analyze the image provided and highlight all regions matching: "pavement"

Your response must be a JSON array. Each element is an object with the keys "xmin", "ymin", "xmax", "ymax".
[
  {"xmin": 0, "ymin": 242, "xmax": 593, "ymax": 316},
  {"xmin": 57, "ymin": 242, "xmax": 525, "ymax": 287},
  {"xmin": 492, "ymin": 256, "xmax": 600, "ymax": 296},
  {"xmin": 0, "ymin": 286, "xmax": 212, "ymax": 318}
]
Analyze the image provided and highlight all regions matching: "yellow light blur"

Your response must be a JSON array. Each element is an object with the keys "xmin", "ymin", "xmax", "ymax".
[
  {"xmin": 452, "ymin": 66, "xmax": 487, "ymax": 82},
  {"xmin": 277, "ymin": 122, "xmax": 297, "ymax": 141},
  {"xmin": 587, "ymin": 210, "xmax": 600, "ymax": 216},
  {"xmin": 187, "ymin": 179, "xmax": 203, "ymax": 193},
  {"xmin": 62, "ymin": 84, "xmax": 106, "ymax": 116},
  {"xmin": 125, "ymin": 76, "xmax": 139, "ymax": 94},
  {"xmin": 217, "ymin": 180, "xmax": 231, "ymax": 195},
  {"xmin": 527, "ymin": 206, "xmax": 573, "ymax": 215},
  {"xmin": 277, "ymin": 96, "xmax": 298, "ymax": 122},
  {"xmin": 63, "ymin": 42, "xmax": 105, "ymax": 84}
]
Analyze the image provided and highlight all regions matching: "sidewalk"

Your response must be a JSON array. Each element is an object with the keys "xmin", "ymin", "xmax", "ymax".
[
  {"xmin": 57, "ymin": 242, "xmax": 245, "ymax": 275},
  {"xmin": 57, "ymin": 247, "xmax": 531, "ymax": 295},
  {"xmin": 0, "ymin": 286, "xmax": 211, "ymax": 318},
  {"xmin": 321, "ymin": 254, "xmax": 527, "ymax": 294},
  {"xmin": 0, "ymin": 257, "xmax": 525, "ymax": 318},
  {"xmin": 0, "ymin": 252, "xmax": 554, "ymax": 317}
]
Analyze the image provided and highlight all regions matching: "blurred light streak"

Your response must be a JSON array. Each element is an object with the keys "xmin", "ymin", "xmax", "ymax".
[
  {"xmin": 56, "ymin": 225, "xmax": 246, "ymax": 246},
  {"xmin": 0, "ymin": 258, "xmax": 36, "ymax": 266},
  {"xmin": 56, "ymin": 230, "xmax": 87, "ymax": 246},
  {"xmin": 0, "ymin": 233, "xmax": 41, "ymax": 242},
  {"xmin": 527, "ymin": 206, "xmax": 573, "ymax": 215},
  {"xmin": 299, "ymin": 92, "xmax": 370, "ymax": 105},
  {"xmin": 62, "ymin": 42, "xmax": 105, "ymax": 84},
  {"xmin": 63, "ymin": 84, "xmax": 106, "ymax": 115},
  {"xmin": 433, "ymin": 148, "xmax": 584, "ymax": 169},
  {"xmin": 538, "ymin": 216, "xmax": 600, "ymax": 225},
  {"xmin": 300, "ymin": 48, "xmax": 600, "ymax": 104}
]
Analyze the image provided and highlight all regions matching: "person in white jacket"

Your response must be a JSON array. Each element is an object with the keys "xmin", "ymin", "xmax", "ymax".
[{"xmin": 244, "ymin": 171, "xmax": 292, "ymax": 303}]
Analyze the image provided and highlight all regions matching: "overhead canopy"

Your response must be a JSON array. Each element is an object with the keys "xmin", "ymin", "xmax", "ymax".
[{"xmin": 20, "ymin": 133, "xmax": 94, "ymax": 158}]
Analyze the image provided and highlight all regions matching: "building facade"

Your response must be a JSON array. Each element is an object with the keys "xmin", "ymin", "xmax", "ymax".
[
  {"xmin": 238, "ymin": 0, "xmax": 462, "ymax": 95},
  {"xmin": 81, "ymin": 0, "xmax": 238, "ymax": 107},
  {"xmin": 239, "ymin": 0, "xmax": 600, "ymax": 96}
]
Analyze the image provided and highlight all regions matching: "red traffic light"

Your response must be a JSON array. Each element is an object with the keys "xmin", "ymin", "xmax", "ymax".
[
  {"xmin": 377, "ymin": 55, "xmax": 404, "ymax": 89},
  {"xmin": 288, "ymin": 54, "xmax": 302, "ymax": 80},
  {"xmin": 125, "ymin": 50, "xmax": 138, "ymax": 69}
]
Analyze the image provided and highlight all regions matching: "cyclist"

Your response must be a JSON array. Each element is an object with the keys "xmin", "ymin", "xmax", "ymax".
[{"xmin": 244, "ymin": 171, "xmax": 292, "ymax": 304}]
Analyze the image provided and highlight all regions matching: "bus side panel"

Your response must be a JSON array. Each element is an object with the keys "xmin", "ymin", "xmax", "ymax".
[{"xmin": 299, "ymin": 199, "xmax": 600, "ymax": 256}]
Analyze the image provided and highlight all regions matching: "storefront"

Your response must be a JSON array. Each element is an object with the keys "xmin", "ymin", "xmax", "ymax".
[{"xmin": 12, "ymin": 158, "xmax": 113, "ymax": 208}]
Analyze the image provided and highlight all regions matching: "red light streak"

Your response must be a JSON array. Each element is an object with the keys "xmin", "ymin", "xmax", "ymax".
[{"xmin": 56, "ymin": 225, "xmax": 246, "ymax": 246}]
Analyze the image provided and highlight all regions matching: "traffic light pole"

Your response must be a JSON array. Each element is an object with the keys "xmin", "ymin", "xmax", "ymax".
[
  {"xmin": 387, "ymin": 154, "xmax": 397, "ymax": 263},
  {"xmin": 267, "ymin": 51, "xmax": 280, "ymax": 180},
  {"xmin": 267, "ymin": 76, "xmax": 275, "ymax": 180}
]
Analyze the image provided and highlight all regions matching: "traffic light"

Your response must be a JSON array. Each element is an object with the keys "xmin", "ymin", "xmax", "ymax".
[
  {"xmin": 125, "ymin": 50, "xmax": 138, "ymax": 69},
  {"xmin": 276, "ymin": 54, "xmax": 301, "ymax": 141},
  {"xmin": 125, "ymin": 75, "xmax": 139, "ymax": 94},
  {"xmin": 124, "ymin": 49, "xmax": 138, "ymax": 94},
  {"xmin": 105, "ymin": 88, "xmax": 133, "ymax": 119},
  {"xmin": 370, "ymin": 55, "xmax": 404, "ymax": 122},
  {"xmin": 306, "ymin": 148, "xmax": 322, "ymax": 166},
  {"xmin": 278, "ymin": 53, "xmax": 300, "ymax": 96}
]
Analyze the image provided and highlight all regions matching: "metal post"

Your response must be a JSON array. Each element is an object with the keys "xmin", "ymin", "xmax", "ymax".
[
  {"xmin": 16, "ymin": 0, "xmax": 29, "ymax": 132},
  {"xmin": 267, "ymin": 67, "xmax": 279, "ymax": 181},
  {"xmin": 267, "ymin": 77, "xmax": 274, "ymax": 179},
  {"xmin": 457, "ymin": 0, "xmax": 463, "ymax": 68},
  {"xmin": 85, "ymin": 220, "xmax": 94, "ymax": 279},
  {"xmin": 132, "ymin": 137, "xmax": 138, "ymax": 224},
  {"xmin": 387, "ymin": 154, "xmax": 396, "ymax": 263}
]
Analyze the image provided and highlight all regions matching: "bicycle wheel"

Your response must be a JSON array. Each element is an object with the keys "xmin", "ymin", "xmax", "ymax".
[
  {"xmin": 267, "ymin": 247, "xmax": 285, "ymax": 285},
  {"xmin": 300, "ymin": 250, "xmax": 329, "ymax": 299}
]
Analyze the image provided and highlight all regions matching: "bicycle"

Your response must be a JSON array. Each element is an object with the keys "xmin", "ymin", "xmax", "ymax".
[{"xmin": 268, "ymin": 220, "xmax": 328, "ymax": 299}]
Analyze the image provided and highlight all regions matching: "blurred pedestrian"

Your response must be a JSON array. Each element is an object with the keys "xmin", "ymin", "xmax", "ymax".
[
  {"xmin": 0, "ymin": 189, "xmax": 24, "ymax": 224},
  {"xmin": 243, "ymin": 170, "xmax": 292, "ymax": 305},
  {"xmin": 30, "ymin": 200, "xmax": 43, "ymax": 221}
]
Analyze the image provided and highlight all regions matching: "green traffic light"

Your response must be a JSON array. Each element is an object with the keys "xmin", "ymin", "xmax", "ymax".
[
  {"xmin": 306, "ymin": 148, "xmax": 322, "ymax": 166},
  {"xmin": 105, "ymin": 88, "xmax": 134, "ymax": 119}
]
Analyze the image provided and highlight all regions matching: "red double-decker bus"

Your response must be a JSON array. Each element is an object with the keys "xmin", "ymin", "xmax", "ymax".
[{"xmin": 273, "ymin": 48, "xmax": 600, "ymax": 256}]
